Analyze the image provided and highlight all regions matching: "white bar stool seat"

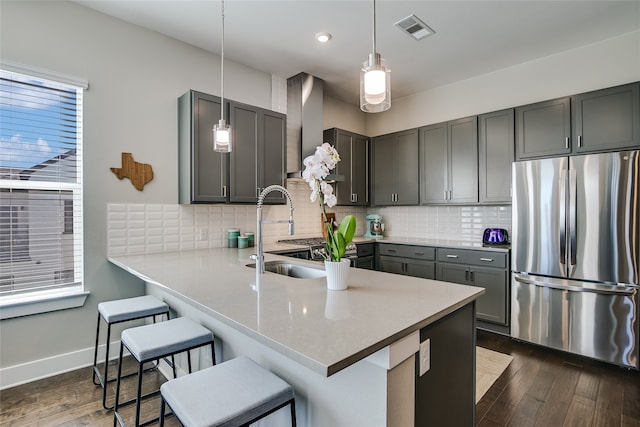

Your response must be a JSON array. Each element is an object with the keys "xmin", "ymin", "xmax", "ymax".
[
  {"xmin": 113, "ymin": 317, "xmax": 215, "ymax": 427},
  {"xmin": 92, "ymin": 295, "xmax": 169, "ymax": 409},
  {"xmin": 159, "ymin": 356, "xmax": 296, "ymax": 427}
]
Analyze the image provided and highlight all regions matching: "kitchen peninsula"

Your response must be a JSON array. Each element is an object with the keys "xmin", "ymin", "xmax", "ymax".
[{"xmin": 109, "ymin": 247, "xmax": 484, "ymax": 427}]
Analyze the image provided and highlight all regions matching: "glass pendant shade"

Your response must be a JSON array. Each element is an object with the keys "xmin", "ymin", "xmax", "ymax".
[
  {"xmin": 360, "ymin": 53, "xmax": 391, "ymax": 113},
  {"xmin": 213, "ymin": 119, "xmax": 231, "ymax": 152}
]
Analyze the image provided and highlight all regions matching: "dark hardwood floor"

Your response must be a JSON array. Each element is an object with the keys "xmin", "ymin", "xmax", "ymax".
[
  {"xmin": 1, "ymin": 331, "xmax": 639, "ymax": 426},
  {"xmin": 476, "ymin": 330, "xmax": 640, "ymax": 427}
]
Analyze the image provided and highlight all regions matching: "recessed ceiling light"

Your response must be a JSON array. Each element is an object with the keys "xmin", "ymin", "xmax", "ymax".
[{"xmin": 315, "ymin": 32, "xmax": 332, "ymax": 43}]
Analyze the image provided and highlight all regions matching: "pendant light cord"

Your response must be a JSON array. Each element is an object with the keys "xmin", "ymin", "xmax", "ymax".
[
  {"xmin": 220, "ymin": 0, "xmax": 225, "ymax": 122},
  {"xmin": 372, "ymin": 0, "xmax": 377, "ymax": 55}
]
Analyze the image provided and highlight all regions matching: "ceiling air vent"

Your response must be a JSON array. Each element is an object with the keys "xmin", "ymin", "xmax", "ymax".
[{"xmin": 394, "ymin": 15, "xmax": 435, "ymax": 41}]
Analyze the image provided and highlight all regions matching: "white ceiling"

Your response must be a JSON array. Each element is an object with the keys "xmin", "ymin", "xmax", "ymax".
[{"xmin": 75, "ymin": 1, "xmax": 640, "ymax": 106}]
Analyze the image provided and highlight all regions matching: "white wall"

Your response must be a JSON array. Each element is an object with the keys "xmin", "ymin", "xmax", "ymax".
[
  {"xmin": 367, "ymin": 30, "xmax": 640, "ymax": 136},
  {"xmin": 0, "ymin": 0, "xmax": 277, "ymax": 383}
]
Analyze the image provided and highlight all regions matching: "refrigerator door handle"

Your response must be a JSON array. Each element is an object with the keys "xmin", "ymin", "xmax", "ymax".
[
  {"xmin": 559, "ymin": 169, "xmax": 567, "ymax": 266},
  {"xmin": 569, "ymin": 168, "xmax": 577, "ymax": 268},
  {"xmin": 513, "ymin": 274, "xmax": 637, "ymax": 296}
]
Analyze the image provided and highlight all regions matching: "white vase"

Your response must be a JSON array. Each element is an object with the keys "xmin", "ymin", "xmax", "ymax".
[{"xmin": 324, "ymin": 258, "xmax": 351, "ymax": 291}]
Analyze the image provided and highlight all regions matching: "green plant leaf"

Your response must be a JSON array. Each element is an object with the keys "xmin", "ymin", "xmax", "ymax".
[{"xmin": 337, "ymin": 215, "xmax": 356, "ymax": 245}]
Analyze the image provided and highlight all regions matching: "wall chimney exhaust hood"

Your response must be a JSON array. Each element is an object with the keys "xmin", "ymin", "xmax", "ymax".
[{"xmin": 286, "ymin": 73, "xmax": 343, "ymax": 181}]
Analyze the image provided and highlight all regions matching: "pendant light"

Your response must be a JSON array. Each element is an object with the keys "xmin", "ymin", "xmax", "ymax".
[
  {"xmin": 213, "ymin": 0, "xmax": 231, "ymax": 152},
  {"xmin": 360, "ymin": 0, "xmax": 391, "ymax": 113}
]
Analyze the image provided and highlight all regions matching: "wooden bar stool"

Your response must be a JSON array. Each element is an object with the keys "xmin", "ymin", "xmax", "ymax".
[
  {"xmin": 159, "ymin": 356, "xmax": 296, "ymax": 427},
  {"xmin": 92, "ymin": 295, "xmax": 170, "ymax": 410},
  {"xmin": 113, "ymin": 317, "xmax": 215, "ymax": 427}
]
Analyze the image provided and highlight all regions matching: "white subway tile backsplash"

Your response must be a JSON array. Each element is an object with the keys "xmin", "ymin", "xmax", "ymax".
[{"xmin": 107, "ymin": 184, "xmax": 510, "ymax": 256}]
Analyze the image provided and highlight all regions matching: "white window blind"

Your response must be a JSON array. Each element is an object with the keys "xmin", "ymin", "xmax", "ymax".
[{"xmin": 0, "ymin": 67, "xmax": 84, "ymax": 300}]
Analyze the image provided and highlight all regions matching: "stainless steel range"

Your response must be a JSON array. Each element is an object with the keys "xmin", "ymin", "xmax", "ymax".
[{"xmin": 277, "ymin": 237, "xmax": 358, "ymax": 264}]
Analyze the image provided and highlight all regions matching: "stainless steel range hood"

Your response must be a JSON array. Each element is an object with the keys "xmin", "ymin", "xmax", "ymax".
[{"xmin": 286, "ymin": 73, "xmax": 343, "ymax": 181}]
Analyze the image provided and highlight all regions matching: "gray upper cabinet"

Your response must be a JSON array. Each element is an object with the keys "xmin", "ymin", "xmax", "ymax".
[
  {"xmin": 516, "ymin": 82, "xmax": 639, "ymax": 160},
  {"xmin": 572, "ymin": 82, "xmax": 640, "ymax": 153},
  {"xmin": 323, "ymin": 128, "xmax": 369, "ymax": 206},
  {"xmin": 420, "ymin": 116, "xmax": 478, "ymax": 204},
  {"xmin": 478, "ymin": 109, "xmax": 514, "ymax": 203},
  {"xmin": 229, "ymin": 101, "xmax": 286, "ymax": 204},
  {"xmin": 178, "ymin": 90, "xmax": 228, "ymax": 204},
  {"xmin": 372, "ymin": 129, "xmax": 419, "ymax": 206},
  {"xmin": 515, "ymin": 97, "xmax": 571, "ymax": 160}
]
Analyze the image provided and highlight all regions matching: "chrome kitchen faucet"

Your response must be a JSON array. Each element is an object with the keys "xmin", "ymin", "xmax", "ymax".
[{"xmin": 251, "ymin": 185, "xmax": 294, "ymax": 274}]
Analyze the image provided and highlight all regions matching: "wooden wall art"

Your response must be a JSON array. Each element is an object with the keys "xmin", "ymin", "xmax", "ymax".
[{"xmin": 110, "ymin": 152, "xmax": 154, "ymax": 191}]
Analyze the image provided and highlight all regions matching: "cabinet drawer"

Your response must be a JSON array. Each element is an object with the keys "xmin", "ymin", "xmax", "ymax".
[
  {"xmin": 436, "ymin": 248, "xmax": 507, "ymax": 268},
  {"xmin": 356, "ymin": 243, "xmax": 375, "ymax": 257},
  {"xmin": 378, "ymin": 244, "xmax": 436, "ymax": 260}
]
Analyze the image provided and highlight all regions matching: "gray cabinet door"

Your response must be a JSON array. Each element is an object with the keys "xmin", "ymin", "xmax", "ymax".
[
  {"xmin": 395, "ymin": 129, "xmax": 420, "ymax": 205},
  {"xmin": 472, "ymin": 266, "xmax": 508, "ymax": 325},
  {"xmin": 573, "ymin": 82, "xmax": 640, "ymax": 153},
  {"xmin": 229, "ymin": 102, "xmax": 259, "ymax": 203},
  {"xmin": 333, "ymin": 130, "xmax": 353, "ymax": 205},
  {"xmin": 372, "ymin": 134, "xmax": 398, "ymax": 205},
  {"xmin": 229, "ymin": 102, "xmax": 286, "ymax": 204},
  {"xmin": 448, "ymin": 116, "xmax": 478, "ymax": 203},
  {"xmin": 378, "ymin": 255, "xmax": 405, "ymax": 275},
  {"xmin": 420, "ymin": 123, "xmax": 448, "ymax": 204},
  {"xmin": 479, "ymin": 109, "xmax": 514, "ymax": 203},
  {"xmin": 178, "ymin": 90, "xmax": 228, "ymax": 204},
  {"xmin": 404, "ymin": 259, "xmax": 436, "ymax": 279},
  {"xmin": 351, "ymin": 134, "xmax": 369, "ymax": 206},
  {"xmin": 516, "ymin": 97, "xmax": 571, "ymax": 160}
]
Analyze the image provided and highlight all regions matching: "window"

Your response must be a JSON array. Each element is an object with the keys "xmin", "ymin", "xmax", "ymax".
[{"xmin": 0, "ymin": 63, "xmax": 86, "ymax": 312}]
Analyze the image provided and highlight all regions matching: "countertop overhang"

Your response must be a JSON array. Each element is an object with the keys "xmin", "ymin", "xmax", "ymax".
[{"xmin": 109, "ymin": 247, "xmax": 484, "ymax": 377}]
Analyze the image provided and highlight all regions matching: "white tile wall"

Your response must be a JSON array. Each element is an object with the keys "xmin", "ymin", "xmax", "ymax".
[
  {"xmin": 107, "ymin": 180, "xmax": 368, "ymax": 256},
  {"xmin": 107, "ymin": 180, "xmax": 511, "ymax": 256},
  {"xmin": 372, "ymin": 204, "xmax": 512, "ymax": 243}
]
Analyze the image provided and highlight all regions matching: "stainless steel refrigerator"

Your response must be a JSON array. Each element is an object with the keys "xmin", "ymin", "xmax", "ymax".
[{"xmin": 511, "ymin": 150, "xmax": 639, "ymax": 369}]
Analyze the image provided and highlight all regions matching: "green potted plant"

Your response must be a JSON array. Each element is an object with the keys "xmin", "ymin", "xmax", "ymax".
[{"xmin": 302, "ymin": 143, "xmax": 356, "ymax": 290}]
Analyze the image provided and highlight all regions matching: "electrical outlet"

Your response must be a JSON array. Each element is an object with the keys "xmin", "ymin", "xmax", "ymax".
[
  {"xmin": 419, "ymin": 338, "xmax": 430, "ymax": 376},
  {"xmin": 197, "ymin": 228, "xmax": 208, "ymax": 241}
]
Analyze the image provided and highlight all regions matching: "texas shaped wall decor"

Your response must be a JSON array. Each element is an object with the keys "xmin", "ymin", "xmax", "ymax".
[{"xmin": 110, "ymin": 152, "xmax": 154, "ymax": 191}]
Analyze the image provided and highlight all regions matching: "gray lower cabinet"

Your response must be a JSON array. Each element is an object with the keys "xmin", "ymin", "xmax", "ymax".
[
  {"xmin": 323, "ymin": 128, "xmax": 369, "ymax": 206},
  {"xmin": 371, "ymin": 129, "xmax": 419, "ymax": 206},
  {"xmin": 355, "ymin": 242, "xmax": 375, "ymax": 270},
  {"xmin": 178, "ymin": 90, "xmax": 228, "ymax": 203},
  {"xmin": 479, "ymin": 109, "xmax": 514, "ymax": 203},
  {"xmin": 377, "ymin": 244, "xmax": 436, "ymax": 279},
  {"xmin": 420, "ymin": 116, "xmax": 478, "ymax": 204},
  {"xmin": 436, "ymin": 248, "xmax": 509, "ymax": 326},
  {"xmin": 228, "ymin": 101, "xmax": 286, "ymax": 204}
]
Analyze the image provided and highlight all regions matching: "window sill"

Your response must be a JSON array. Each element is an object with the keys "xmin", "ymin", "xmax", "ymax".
[{"xmin": 0, "ymin": 289, "xmax": 90, "ymax": 320}]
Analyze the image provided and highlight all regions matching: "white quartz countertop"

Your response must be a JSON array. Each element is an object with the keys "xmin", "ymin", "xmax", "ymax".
[{"xmin": 109, "ymin": 247, "xmax": 484, "ymax": 377}]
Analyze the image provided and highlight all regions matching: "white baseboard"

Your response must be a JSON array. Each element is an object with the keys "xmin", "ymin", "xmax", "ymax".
[{"xmin": 0, "ymin": 340, "xmax": 122, "ymax": 390}]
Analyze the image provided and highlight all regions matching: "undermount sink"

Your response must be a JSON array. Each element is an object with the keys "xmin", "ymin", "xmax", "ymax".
[{"xmin": 246, "ymin": 260, "xmax": 326, "ymax": 279}]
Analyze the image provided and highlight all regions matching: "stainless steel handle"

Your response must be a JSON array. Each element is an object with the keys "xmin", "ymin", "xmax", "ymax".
[
  {"xmin": 387, "ymin": 249, "xmax": 397, "ymax": 253},
  {"xmin": 565, "ymin": 137, "xmax": 570, "ymax": 149},
  {"xmin": 514, "ymin": 274, "xmax": 637, "ymax": 296},
  {"xmin": 559, "ymin": 169, "xmax": 567, "ymax": 266},
  {"xmin": 222, "ymin": 185, "xmax": 227, "ymax": 197},
  {"xmin": 469, "ymin": 271, "xmax": 474, "ymax": 283},
  {"xmin": 414, "ymin": 252, "xmax": 425, "ymax": 256},
  {"xmin": 444, "ymin": 191, "xmax": 447, "ymax": 200},
  {"xmin": 568, "ymin": 168, "xmax": 577, "ymax": 267},
  {"xmin": 465, "ymin": 270, "xmax": 469, "ymax": 281},
  {"xmin": 479, "ymin": 257, "xmax": 494, "ymax": 262},
  {"xmin": 577, "ymin": 135, "xmax": 582, "ymax": 148},
  {"xmin": 446, "ymin": 254, "xmax": 458, "ymax": 258}
]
